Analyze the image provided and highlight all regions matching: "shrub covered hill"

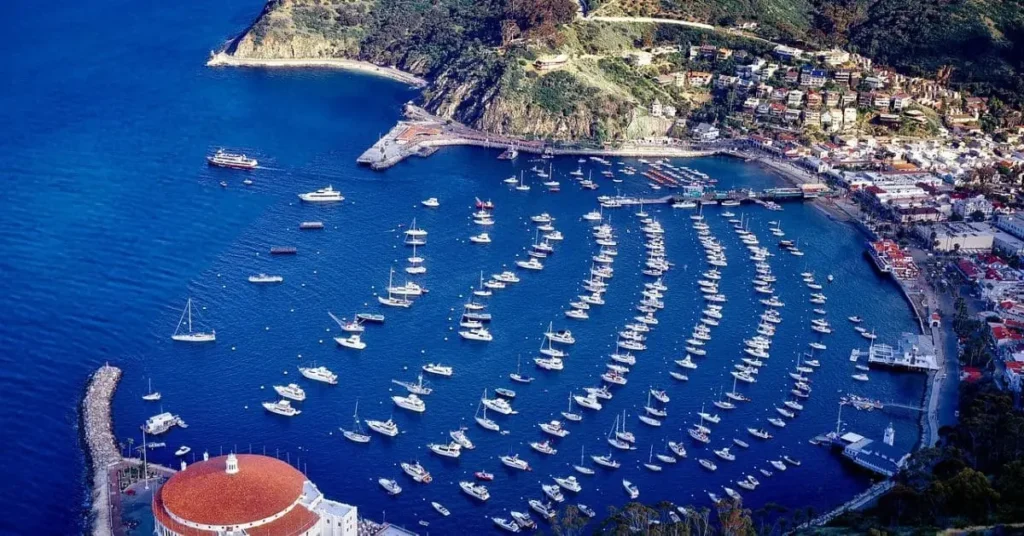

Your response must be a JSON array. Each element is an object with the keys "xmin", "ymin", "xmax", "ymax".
[{"xmin": 228, "ymin": 0, "xmax": 1024, "ymax": 142}]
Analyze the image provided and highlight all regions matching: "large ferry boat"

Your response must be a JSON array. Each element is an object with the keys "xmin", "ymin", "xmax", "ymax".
[{"xmin": 207, "ymin": 149, "xmax": 258, "ymax": 170}]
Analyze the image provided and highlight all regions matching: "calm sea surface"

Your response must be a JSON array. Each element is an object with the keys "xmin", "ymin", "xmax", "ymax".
[{"xmin": 0, "ymin": 1, "xmax": 922, "ymax": 533}]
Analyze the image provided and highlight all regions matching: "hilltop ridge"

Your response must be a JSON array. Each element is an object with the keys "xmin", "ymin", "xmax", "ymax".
[{"xmin": 220, "ymin": 0, "xmax": 1024, "ymax": 142}]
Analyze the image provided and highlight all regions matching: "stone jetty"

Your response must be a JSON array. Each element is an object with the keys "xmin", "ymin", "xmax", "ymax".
[{"xmin": 82, "ymin": 364, "xmax": 122, "ymax": 536}]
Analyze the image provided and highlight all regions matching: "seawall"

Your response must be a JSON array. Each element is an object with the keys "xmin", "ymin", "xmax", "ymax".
[
  {"xmin": 206, "ymin": 52, "xmax": 428, "ymax": 88},
  {"xmin": 81, "ymin": 365, "xmax": 122, "ymax": 536}
]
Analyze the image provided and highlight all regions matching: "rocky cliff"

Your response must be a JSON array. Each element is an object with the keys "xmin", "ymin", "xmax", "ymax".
[{"xmin": 225, "ymin": 0, "xmax": 676, "ymax": 142}]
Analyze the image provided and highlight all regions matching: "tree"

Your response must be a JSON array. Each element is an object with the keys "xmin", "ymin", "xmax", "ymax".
[
  {"xmin": 929, "ymin": 467, "xmax": 1000, "ymax": 522},
  {"xmin": 969, "ymin": 210, "xmax": 987, "ymax": 222},
  {"xmin": 555, "ymin": 504, "xmax": 588, "ymax": 536},
  {"xmin": 716, "ymin": 499, "xmax": 755, "ymax": 536}
]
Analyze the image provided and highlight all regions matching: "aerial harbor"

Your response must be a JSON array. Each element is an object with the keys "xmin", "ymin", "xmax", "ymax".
[{"xmin": 5, "ymin": 0, "xmax": 1024, "ymax": 534}]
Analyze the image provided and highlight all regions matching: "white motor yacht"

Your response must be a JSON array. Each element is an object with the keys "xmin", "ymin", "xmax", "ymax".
[{"xmin": 298, "ymin": 185, "xmax": 344, "ymax": 203}]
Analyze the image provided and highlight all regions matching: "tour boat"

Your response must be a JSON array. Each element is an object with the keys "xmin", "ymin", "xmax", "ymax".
[
  {"xmin": 171, "ymin": 298, "xmax": 215, "ymax": 342},
  {"xmin": 207, "ymin": 149, "xmax": 257, "ymax": 169},
  {"xmin": 298, "ymin": 185, "xmax": 344, "ymax": 203}
]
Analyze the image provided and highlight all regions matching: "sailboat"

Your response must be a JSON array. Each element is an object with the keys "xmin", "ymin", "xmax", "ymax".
[
  {"xmin": 561, "ymin": 393, "xmax": 582, "ymax": 422},
  {"xmin": 405, "ymin": 243, "xmax": 426, "ymax": 274},
  {"xmin": 515, "ymin": 171, "xmax": 530, "ymax": 192},
  {"xmin": 341, "ymin": 401, "xmax": 371, "ymax": 443},
  {"xmin": 142, "ymin": 378, "xmax": 161, "ymax": 401},
  {"xmin": 509, "ymin": 356, "xmax": 534, "ymax": 384},
  {"xmin": 378, "ymin": 268, "xmax": 413, "ymax": 308},
  {"xmin": 473, "ymin": 271, "xmax": 492, "ymax": 297},
  {"xmin": 643, "ymin": 445, "xmax": 663, "ymax": 472},
  {"xmin": 171, "ymin": 298, "xmax": 216, "ymax": 342},
  {"xmin": 573, "ymin": 446, "xmax": 595, "ymax": 475},
  {"xmin": 475, "ymin": 393, "xmax": 499, "ymax": 431}
]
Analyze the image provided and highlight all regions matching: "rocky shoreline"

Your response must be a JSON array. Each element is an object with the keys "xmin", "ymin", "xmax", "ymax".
[{"xmin": 81, "ymin": 365, "xmax": 122, "ymax": 536}]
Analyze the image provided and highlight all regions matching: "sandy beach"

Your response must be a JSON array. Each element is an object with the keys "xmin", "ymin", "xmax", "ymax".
[{"xmin": 206, "ymin": 52, "xmax": 427, "ymax": 88}]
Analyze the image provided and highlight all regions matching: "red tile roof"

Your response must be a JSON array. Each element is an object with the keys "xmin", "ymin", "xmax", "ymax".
[{"xmin": 159, "ymin": 455, "xmax": 306, "ymax": 527}]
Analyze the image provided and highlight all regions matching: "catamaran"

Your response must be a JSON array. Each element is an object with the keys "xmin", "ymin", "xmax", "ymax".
[{"xmin": 171, "ymin": 298, "xmax": 215, "ymax": 342}]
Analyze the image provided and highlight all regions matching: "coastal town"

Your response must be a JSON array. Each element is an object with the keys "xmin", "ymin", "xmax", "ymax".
[{"xmin": 54, "ymin": 2, "xmax": 1024, "ymax": 536}]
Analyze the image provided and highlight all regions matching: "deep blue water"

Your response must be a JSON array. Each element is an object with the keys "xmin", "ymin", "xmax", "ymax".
[{"xmin": 0, "ymin": 1, "xmax": 923, "ymax": 534}]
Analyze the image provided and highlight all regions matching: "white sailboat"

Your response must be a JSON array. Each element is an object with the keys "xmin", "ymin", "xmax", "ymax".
[
  {"xmin": 341, "ymin": 401, "xmax": 371, "ymax": 443},
  {"xmin": 378, "ymin": 268, "xmax": 413, "ymax": 308},
  {"xmin": 406, "ymin": 243, "xmax": 426, "ymax": 274},
  {"xmin": 142, "ymin": 378, "xmax": 161, "ymax": 401},
  {"xmin": 171, "ymin": 298, "xmax": 215, "ymax": 342}
]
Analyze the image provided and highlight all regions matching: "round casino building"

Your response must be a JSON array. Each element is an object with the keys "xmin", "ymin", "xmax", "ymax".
[{"xmin": 152, "ymin": 453, "xmax": 359, "ymax": 536}]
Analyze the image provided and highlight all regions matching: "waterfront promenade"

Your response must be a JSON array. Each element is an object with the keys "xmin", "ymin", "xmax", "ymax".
[{"xmin": 82, "ymin": 365, "xmax": 122, "ymax": 536}]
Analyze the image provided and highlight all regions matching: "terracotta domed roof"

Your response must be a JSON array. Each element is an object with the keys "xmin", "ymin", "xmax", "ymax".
[{"xmin": 159, "ymin": 454, "xmax": 307, "ymax": 526}]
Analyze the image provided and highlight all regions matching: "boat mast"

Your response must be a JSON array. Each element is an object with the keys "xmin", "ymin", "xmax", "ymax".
[{"xmin": 187, "ymin": 298, "xmax": 193, "ymax": 334}]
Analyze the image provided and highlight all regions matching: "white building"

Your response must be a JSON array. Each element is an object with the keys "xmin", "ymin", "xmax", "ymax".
[
  {"xmin": 997, "ymin": 213, "xmax": 1024, "ymax": 240},
  {"xmin": 921, "ymin": 222, "xmax": 994, "ymax": 253},
  {"xmin": 952, "ymin": 195, "xmax": 994, "ymax": 220},
  {"xmin": 691, "ymin": 123, "xmax": 720, "ymax": 141},
  {"xmin": 153, "ymin": 453, "xmax": 361, "ymax": 536}
]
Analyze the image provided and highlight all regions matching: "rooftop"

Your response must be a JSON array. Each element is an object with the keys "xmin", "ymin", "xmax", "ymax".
[{"xmin": 158, "ymin": 454, "xmax": 307, "ymax": 526}]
